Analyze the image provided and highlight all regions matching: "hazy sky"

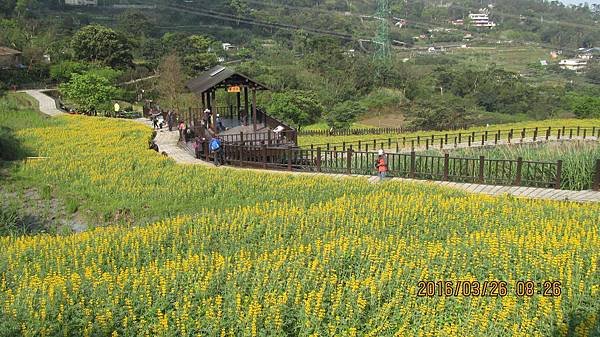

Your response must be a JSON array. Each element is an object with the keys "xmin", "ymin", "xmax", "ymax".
[{"xmin": 560, "ymin": 0, "xmax": 600, "ymax": 4}]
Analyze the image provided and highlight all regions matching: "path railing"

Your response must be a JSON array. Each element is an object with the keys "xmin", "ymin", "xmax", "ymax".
[
  {"xmin": 190, "ymin": 142, "xmax": 600, "ymax": 190},
  {"xmin": 301, "ymin": 126, "xmax": 600, "ymax": 153}
]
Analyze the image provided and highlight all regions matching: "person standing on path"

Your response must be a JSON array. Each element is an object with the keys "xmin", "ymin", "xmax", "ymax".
[
  {"xmin": 203, "ymin": 109, "xmax": 211, "ymax": 129},
  {"xmin": 178, "ymin": 120, "xmax": 185, "ymax": 141},
  {"xmin": 210, "ymin": 136, "xmax": 224, "ymax": 166},
  {"xmin": 152, "ymin": 115, "xmax": 159, "ymax": 130},
  {"xmin": 375, "ymin": 149, "xmax": 388, "ymax": 181},
  {"xmin": 167, "ymin": 111, "xmax": 174, "ymax": 131}
]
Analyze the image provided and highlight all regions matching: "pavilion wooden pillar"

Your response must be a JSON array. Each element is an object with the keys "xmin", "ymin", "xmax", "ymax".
[
  {"xmin": 236, "ymin": 91, "xmax": 241, "ymax": 121},
  {"xmin": 252, "ymin": 87, "xmax": 257, "ymax": 132},
  {"xmin": 243, "ymin": 86, "xmax": 249, "ymax": 125},
  {"xmin": 201, "ymin": 92, "xmax": 206, "ymax": 110}
]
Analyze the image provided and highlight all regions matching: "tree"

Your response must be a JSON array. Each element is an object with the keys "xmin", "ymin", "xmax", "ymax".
[
  {"xmin": 60, "ymin": 72, "xmax": 118, "ymax": 114},
  {"xmin": 410, "ymin": 95, "xmax": 475, "ymax": 131},
  {"xmin": 585, "ymin": 62, "xmax": 600, "ymax": 84},
  {"xmin": 117, "ymin": 10, "xmax": 154, "ymax": 38},
  {"xmin": 71, "ymin": 25, "xmax": 133, "ymax": 68},
  {"xmin": 161, "ymin": 33, "xmax": 218, "ymax": 74},
  {"xmin": 566, "ymin": 93, "xmax": 600, "ymax": 118},
  {"xmin": 229, "ymin": 0, "xmax": 250, "ymax": 25},
  {"xmin": 267, "ymin": 90, "xmax": 323, "ymax": 129},
  {"xmin": 156, "ymin": 54, "xmax": 186, "ymax": 111},
  {"xmin": 325, "ymin": 101, "xmax": 366, "ymax": 130}
]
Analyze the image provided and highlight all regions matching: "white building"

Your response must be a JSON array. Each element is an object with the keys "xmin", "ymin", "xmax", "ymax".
[
  {"xmin": 64, "ymin": 0, "xmax": 97, "ymax": 5},
  {"xmin": 559, "ymin": 58, "xmax": 588, "ymax": 72},
  {"xmin": 469, "ymin": 13, "xmax": 496, "ymax": 28},
  {"xmin": 222, "ymin": 43, "xmax": 237, "ymax": 51}
]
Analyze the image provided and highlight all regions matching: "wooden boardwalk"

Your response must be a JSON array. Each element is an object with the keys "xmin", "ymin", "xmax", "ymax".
[
  {"xmin": 23, "ymin": 91, "xmax": 600, "ymax": 203},
  {"xmin": 132, "ymin": 119, "xmax": 600, "ymax": 203}
]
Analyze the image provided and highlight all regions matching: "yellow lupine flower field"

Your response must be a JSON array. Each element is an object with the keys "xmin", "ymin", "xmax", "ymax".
[{"xmin": 0, "ymin": 107, "xmax": 599, "ymax": 336}]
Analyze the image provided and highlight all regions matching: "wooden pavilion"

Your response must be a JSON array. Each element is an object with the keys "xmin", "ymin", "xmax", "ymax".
[{"xmin": 185, "ymin": 65, "xmax": 270, "ymax": 132}]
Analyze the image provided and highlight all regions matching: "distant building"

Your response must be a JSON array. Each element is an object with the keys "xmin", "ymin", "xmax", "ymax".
[
  {"xmin": 0, "ymin": 47, "xmax": 22, "ymax": 68},
  {"xmin": 469, "ymin": 13, "xmax": 496, "ymax": 28},
  {"xmin": 394, "ymin": 19, "xmax": 407, "ymax": 28},
  {"xmin": 222, "ymin": 43, "xmax": 237, "ymax": 51},
  {"xmin": 577, "ymin": 47, "xmax": 600, "ymax": 60},
  {"xmin": 451, "ymin": 19, "xmax": 464, "ymax": 26},
  {"xmin": 64, "ymin": 0, "xmax": 97, "ymax": 6},
  {"xmin": 559, "ymin": 58, "xmax": 588, "ymax": 72}
]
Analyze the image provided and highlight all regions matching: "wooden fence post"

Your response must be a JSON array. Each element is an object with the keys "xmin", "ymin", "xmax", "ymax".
[
  {"xmin": 204, "ymin": 141, "xmax": 210, "ymax": 161},
  {"xmin": 346, "ymin": 148, "xmax": 352, "ymax": 174},
  {"xmin": 514, "ymin": 157, "xmax": 523, "ymax": 186},
  {"xmin": 546, "ymin": 127, "xmax": 551, "ymax": 140},
  {"xmin": 445, "ymin": 133, "xmax": 448, "ymax": 144},
  {"xmin": 287, "ymin": 146, "xmax": 292, "ymax": 171},
  {"xmin": 555, "ymin": 160, "xmax": 563, "ymax": 189},
  {"xmin": 262, "ymin": 143, "xmax": 267, "ymax": 169},
  {"xmin": 411, "ymin": 140, "xmax": 415, "ymax": 152},
  {"xmin": 557, "ymin": 129, "xmax": 561, "ymax": 140},
  {"xmin": 443, "ymin": 153, "xmax": 449, "ymax": 181},
  {"xmin": 478, "ymin": 156, "xmax": 485, "ymax": 184},
  {"xmin": 583, "ymin": 129, "xmax": 587, "ymax": 139},
  {"xmin": 425, "ymin": 139, "xmax": 429, "ymax": 150},
  {"xmin": 484, "ymin": 130, "xmax": 488, "ymax": 142},
  {"xmin": 577, "ymin": 126, "xmax": 580, "ymax": 137},
  {"xmin": 458, "ymin": 132, "xmax": 462, "ymax": 143},
  {"xmin": 468, "ymin": 136, "xmax": 471, "ymax": 147},
  {"xmin": 533, "ymin": 127, "xmax": 538, "ymax": 141},
  {"xmin": 494, "ymin": 133, "xmax": 498, "ymax": 145},
  {"xmin": 569, "ymin": 129, "xmax": 573, "ymax": 139},
  {"xmin": 439, "ymin": 138, "xmax": 443, "ymax": 149},
  {"xmin": 481, "ymin": 134, "xmax": 485, "ymax": 146},
  {"xmin": 593, "ymin": 159, "xmax": 600, "ymax": 191},
  {"xmin": 410, "ymin": 151, "xmax": 416, "ymax": 178},
  {"xmin": 316, "ymin": 147, "xmax": 322, "ymax": 172}
]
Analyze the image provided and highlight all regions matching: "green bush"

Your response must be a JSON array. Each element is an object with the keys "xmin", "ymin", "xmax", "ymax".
[
  {"xmin": 0, "ymin": 126, "xmax": 27, "ymax": 160},
  {"xmin": 0, "ymin": 202, "xmax": 33, "ymax": 237},
  {"xmin": 325, "ymin": 101, "xmax": 366, "ymax": 130},
  {"xmin": 566, "ymin": 94, "xmax": 600, "ymax": 118}
]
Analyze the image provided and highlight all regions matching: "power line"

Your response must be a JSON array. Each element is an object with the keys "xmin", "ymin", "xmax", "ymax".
[{"xmin": 162, "ymin": 3, "xmax": 368, "ymax": 41}]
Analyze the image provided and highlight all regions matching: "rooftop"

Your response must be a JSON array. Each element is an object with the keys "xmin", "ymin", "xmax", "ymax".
[{"xmin": 186, "ymin": 66, "xmax": 269, "ymax": 95}]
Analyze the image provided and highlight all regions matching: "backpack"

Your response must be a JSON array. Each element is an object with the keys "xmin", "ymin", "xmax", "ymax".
[{"xmin": 210, "ymin": 138, "xmax": 222, "ymax": 151}]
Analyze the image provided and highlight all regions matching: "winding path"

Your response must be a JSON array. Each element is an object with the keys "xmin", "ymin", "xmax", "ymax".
[
  {"xmin": 24, "ymin": 90, "xmax": 600, "ymax": 203},
  {"xmin": 20, "ymin": 90, "xmax": 65, "ymax": 117}
]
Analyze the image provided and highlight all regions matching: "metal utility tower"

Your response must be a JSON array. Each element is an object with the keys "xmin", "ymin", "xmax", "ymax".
[{"xmin": 374, "ymin": 0, "xmax": 391, "ymax": 61}]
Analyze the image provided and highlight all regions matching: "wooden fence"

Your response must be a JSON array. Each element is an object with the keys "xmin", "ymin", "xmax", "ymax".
[
  {"xmin": 190, "ymin": 142, "xmax": 600, "ymax": 190},
  {"xmin": 302, "ymin": 126, "xmax": 600, "ymax": 153}
]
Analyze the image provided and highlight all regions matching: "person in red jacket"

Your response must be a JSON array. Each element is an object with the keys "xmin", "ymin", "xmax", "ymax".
[{"xmin": 375, "ymin": 149, "xmax": 388, "ymax": 181}]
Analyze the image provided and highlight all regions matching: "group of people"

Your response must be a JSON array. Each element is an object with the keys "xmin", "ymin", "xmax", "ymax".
[
  {"xmin": 201, "ymin": 109, "xmax": 226, "ymax": 132},
  {"xmin": 151, "ymin": 110, "xmax": 178, "ymax": 132}
]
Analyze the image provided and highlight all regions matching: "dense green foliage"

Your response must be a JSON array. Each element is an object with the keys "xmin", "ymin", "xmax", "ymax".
[
  {"xmin": 70, "ymin": 25, "xmax": 133, "ymax": 68},
  {"xmin": 267, "ymin": 90, "xmax": 324, "ymax": 128},
  {"xmin": 59, "ymin": 72, "xmax": 118, "ymax": 113},
  {"xmin": 1, "ymin": 0, "xmax": 600, "ymax": 128}
]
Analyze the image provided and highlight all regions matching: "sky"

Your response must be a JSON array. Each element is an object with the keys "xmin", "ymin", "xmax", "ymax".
[{"xmin": 560, "ymin": 0, "xmax": 600, "ymax": 4}]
